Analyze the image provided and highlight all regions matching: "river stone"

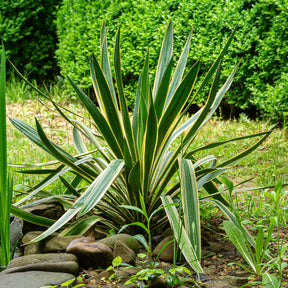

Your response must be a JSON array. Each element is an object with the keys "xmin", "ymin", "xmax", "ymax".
[
  {"xmin": 22, "ymin": 231, "xmax": 57, "ymax": 255},
  {"xmin": 44, "ymin": 235, "xmax": 81, "ymax": 253},
  {"xmin": 98, "ymin": 234, "xmax": 141, "ymax": 253},
  {"xmin": 204, "ymin": 279, "xmax": 235, "ymax": 288},
  {"xmin": 23, "ymin": 201, "xmax": 65, "ymax": 234},
  {"xmin": 10, "ymin": 216, "xmax": 23, "ymax": 253},
  {"xmin": 7, "ymin": 253, "xmax": 77, "ymax": 268},
  {"xmin": 224, "ymin": 275, "xmax": 248, "ymax": 286},
  {"xmin": 0, "ymin": 271, "xmax": 75, "ymax": 288},
  {"xmin": 22, "ymin": 231, "xmax": 80, "ymax": 255},
  {"xmin": 66, "ymin": 237, "xmax": 113, "ymax": 269},
  {"xmin": 152, "ymin": 235, "xmax": 181, "ymax": 262},
  {"xmin": 3, "ymin": 253, "xmax": 79, "ymax": 275},
  {"xmin": 113, "ymin": 240, "xmax": 136, "ymax": 265},
  {"xmin": 157, "ymin": 228, "xmax": 173, "ymax": 244}
]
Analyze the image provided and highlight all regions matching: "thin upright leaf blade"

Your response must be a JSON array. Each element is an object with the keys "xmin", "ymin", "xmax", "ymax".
[
  {"xmin": 89, "ymin": 54, "xmax": 124, "ymax": 149},
  {"xmin": 100, "ymin": 20, "xmax": 117, "ymax": 106},
  {"xmin": 68, "ymin": 77, "xmax": 123, "ymax": 158},
  {"xmin": 161, "ymin": 196, "xmax": 203, "ymax": 274},
  {"xmin": 223, "ymin": 221, "xmax": 256, "ymax": 273},
  {"xmin": 153, "ymin": 20, "xmax": 173, "ymax": 99},
  {"xmin": 166, "ymin": 27, "xmax": 192, "ymax": 107},
  {"xmin": 114, "ymin": 27, "xmax": 137, "ymax": 161},
  {"xmin": 179, "ymin": 159, "xmax": 201, "ymax": 259}
]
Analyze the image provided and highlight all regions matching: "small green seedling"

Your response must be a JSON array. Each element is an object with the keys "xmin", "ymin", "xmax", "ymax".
[
  {"xmin": 39, "ymin": 277, "xmax": 85, "ymax": 288},
  {"xmin": 106, "ymin": 256, "xmax": 123, "ymax": 283},
  {"xmin": 124, "ymin": 265, "xmax": 191, "ymax": 288}
]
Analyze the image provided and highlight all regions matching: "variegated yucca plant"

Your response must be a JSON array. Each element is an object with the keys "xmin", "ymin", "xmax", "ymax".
[{"xmin": 10, "ymin": 22, "xmax": 272, "ymax": 273}]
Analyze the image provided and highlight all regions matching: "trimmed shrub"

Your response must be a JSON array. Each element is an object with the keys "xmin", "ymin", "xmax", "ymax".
[
  {"xmin": 56, "ymin": 0, "xmax": 288, "ymax": 122},
  {"xmin": 0, "ymin": 0, "xmax": 61, "ymax": 80}
]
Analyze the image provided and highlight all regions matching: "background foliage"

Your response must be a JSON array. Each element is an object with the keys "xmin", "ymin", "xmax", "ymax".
[
  {"xmin": 0, "ymin": 0, "xmax": 61, "ymax": 80},
  {"xmin": 56, "ymin": 0, "xmax": 288, "ymax": 123}
]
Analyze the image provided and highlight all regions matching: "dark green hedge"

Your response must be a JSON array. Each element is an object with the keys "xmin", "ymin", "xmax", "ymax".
[
  {"xmin": 56, "ymin": 0, "xmax": 288, "ymax": 123},
  {"xmin": 0, "ymin": 0, "xmax": 61, "ymax": 80}
]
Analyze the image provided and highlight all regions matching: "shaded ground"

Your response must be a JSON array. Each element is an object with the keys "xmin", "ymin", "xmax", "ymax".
[{"xmin": 74, "ymin": 220, "xmax": 288, "ymax": 287}]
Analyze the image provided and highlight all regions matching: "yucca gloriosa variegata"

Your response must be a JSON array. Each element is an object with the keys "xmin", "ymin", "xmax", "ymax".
[{"xmin": 10, "ymin": 21, "xmax": 272, "ymax": 252}]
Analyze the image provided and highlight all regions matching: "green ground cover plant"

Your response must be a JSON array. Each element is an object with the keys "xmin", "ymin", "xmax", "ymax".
[
  {"xmin": 6, "ymin": 22, "xmax": 278, "ymax": 277},
  {"xmin": 223, "ymin": 180, "xmax": 288, "ymax": 287}
]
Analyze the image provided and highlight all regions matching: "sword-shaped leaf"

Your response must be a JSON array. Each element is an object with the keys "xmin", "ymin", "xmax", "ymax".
[
  {"xmin": 100, "ymin": 20, "xmax": 117, "ymax": 106},
  {"xmin": 178, "ymin": 159, "xmax": 201, "ymax": 260},
  {"xmin": 153, "ymin": 20, "xmax": 173, "ymax": 100},
  {"xmin": 76, "ymin": 160, "xmax": 124, "ymax": 215},
  {"xmin": 68, "ymin": 77, "xmax": 123, "ymax": 158},
  {"xmin": 114, "ymin": 27, "xmax": 137, "ymax": 161},
  {"xmin": 161, "ymin": 196, "xmax": 203, "ymax": 274},
  {"xmin": 89, "ymin": 54, "xmax": 124, "ymax": 149}
]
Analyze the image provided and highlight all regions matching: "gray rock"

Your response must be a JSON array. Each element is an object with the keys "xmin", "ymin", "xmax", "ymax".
[
  {"xmin": 7, "ymin": 252, "xmax": 77, "ymax": 268},
  {"xmin": 10, "ymin": 217, "xmax": 23, "ymax": 253},
  {"xmin": 113, "ymin": 240, "xmax": 136, "ymax": 265},
  {"xmin": 201, "ymin": 249, "xmax": 216, "ymax": 258},
  {"xmin": 98, "ymin": 234, "xmax": 141, "ymax": 253},
  {"xmin": 22, "ymin": 231, "xmax": 57, "ymax": 255},
  {"xmin": 3, "ymin": 261, "xmax": 79, "ymax": 275},
  {"xmin": 204, "ymin": 279, "xmax": 235, "ymax": 288},
  {"xmin": 66, "ymin": 237, "xmax": 113, "ymax": 269},
  {"xmin": 44, "ymin": 235, "xmax": 81, "ymax": 253},
  {"xmin": 157, "ymin": 228, "xmax": 173, "ymax": 244},
  {"xmin": 224, "ymin": 275, "xmax": 248, "ymax": 286},
  {"xmin": 2, "ymin": 253, "xmax": 79, "ymax": 275},
  {"xmin": 23, "ymin": 201, "xmax": 65, "ymax": 234},
  {"xmin": 152, "ymin": 235, "xmax": 181, "ymax": 262},
  {"xmin": 22, "ymin": 231, "xmax": 80, "ymax": 255},
  {"xmin": 0, "ymin": 271, "xmax": 75, "ymax": 288}
]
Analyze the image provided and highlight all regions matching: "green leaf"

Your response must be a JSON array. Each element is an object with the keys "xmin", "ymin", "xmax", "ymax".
[
  {"xmin": 59, "ymin": 216, "xmax": 103, "ymax": 236},
  {"xmin": 77, "ymin": 160, "xmax": 124, "ymax": 215},
  {"xmin": 89, "ymin": 54, "xmax": 124, "ymax": 150},
  {"xmin": 100, "ymin": 20, "xmax": 117, "ymax": 106},
  {"xmin": 27, "ymin": 208, "xmax": 81, "ymax": 243},
  {"xmin": 223, "ymin": 221, "xmax": 256, "ymax": 273},
  {"xmin": 178, "ymin": 158, "xmax": 201, "ymax": 259},
  {"xmin": 133, "ymin": 235, "xmax": 149, "ymax": 251},
  {"xmin": 153, "ymin": 20, "xmax": 173, "ymax": 99},
  {"xmin": 60, "ymin": 278, "xmax": 75, "ymax": 287},
  {"xmin": 118, "ymin": 222, "xmax": 149, "ymax": 234},
  {"xmin": 154, "ymin": 59, "xmax": 173, "ymax": 118},
  {"xmin": 118, "ymin": 205, "xmax": 145, "ymax": 216},
  {"xmin": 210, "ymin": 199, "xmax": 256, "ymax": 248},
  {"xmin": 142, "ymin": 96, "xmax": 158, "ymax": 197},
  {"xmin": 114, "ymin": 27, "xmax": 137, "ymax": 162},
  {"xmin": 11, "ymin": 205, "xmax": 56, "ymax": 227},
  {"xmin": 262, "ymin": 273, "xmax": 281, "ymax": 288},
  {"xmin": 218, "ymin": 129, "xmax": 273, "ymax": 168},
  {"xmin": 255, "ymin": 227, "xmax": 264, "ymax": 265},
  {"xmin": 0, "ymin": 43, "xmax": 10, "ymax": 267},
  {"xmin": 59, "ymin": 176, "xmax": 80, "ymax": 197},
  {"xmin": 161, "ymin": 196, "xmax": 203, "ymax": 274},
  {"xmin": 166, "ymin": 27, "xmax": 192, "ymax": 107},
  {"xmin": 112, "ymin": 256, "xmax": 122, "ymax": 267},
  {"xmin": 68, "ymin": 77, "xmax": 123, "ymax": 158},
  {"xmin": 158, "ymin": 61, "xmax": 199, "ymax": 145}
]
